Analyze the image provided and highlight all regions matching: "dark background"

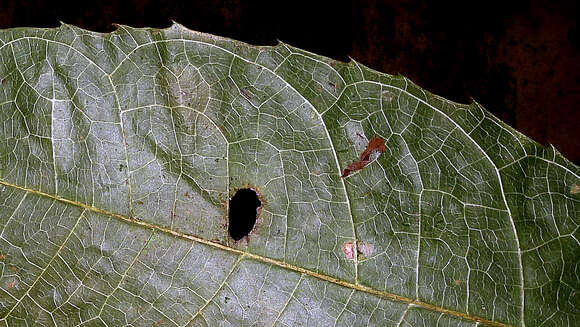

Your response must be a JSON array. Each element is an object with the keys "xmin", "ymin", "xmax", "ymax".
[{"xmin": 1, "ymin": 0, "xmax": 578, "ymax": 164}]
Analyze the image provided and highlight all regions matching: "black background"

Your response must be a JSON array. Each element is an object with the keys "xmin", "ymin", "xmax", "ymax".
[{"xmin": 2, "ymin": 0, "xmax": 578, "ymax": 163}]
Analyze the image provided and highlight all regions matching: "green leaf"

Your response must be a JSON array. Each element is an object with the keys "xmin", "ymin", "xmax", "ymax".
[{"xmin": 0, "ymin": 23, "xmax": 577, "ymax": 327}]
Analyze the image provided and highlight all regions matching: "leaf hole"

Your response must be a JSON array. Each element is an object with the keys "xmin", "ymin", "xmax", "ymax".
[{"xmin": 228, "ymin": 188, "xmax": 261, "ymax": 241}]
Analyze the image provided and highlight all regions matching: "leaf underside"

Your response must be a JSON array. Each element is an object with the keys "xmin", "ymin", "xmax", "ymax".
[{"xmin": 0, "ymin": 23, "xmax": 578, "ymax": 327}]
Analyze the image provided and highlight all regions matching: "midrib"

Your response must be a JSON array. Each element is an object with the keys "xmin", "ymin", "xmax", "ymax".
[{"xmin": 0, "ymin": 178, "xmax": 514, "ymax": 327}]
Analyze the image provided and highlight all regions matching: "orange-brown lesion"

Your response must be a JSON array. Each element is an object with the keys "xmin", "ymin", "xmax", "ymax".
[{"xmin": 341, "ymin": 137, "xmax": 386, "ymax": 178}]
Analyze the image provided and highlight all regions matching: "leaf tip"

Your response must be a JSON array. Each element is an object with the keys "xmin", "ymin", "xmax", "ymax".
[
  {"xmin": 58, "ymin": 21, "xmax": 72, "ymax": 30},
  {"xmin": 170, "ymin": 20, "xmax": 184, "ymax": 29}
]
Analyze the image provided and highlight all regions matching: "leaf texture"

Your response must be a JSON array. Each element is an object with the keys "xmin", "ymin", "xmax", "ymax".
[{"xmin": 0, "ymin": 23, "xmax": 578, "ymax": 327}]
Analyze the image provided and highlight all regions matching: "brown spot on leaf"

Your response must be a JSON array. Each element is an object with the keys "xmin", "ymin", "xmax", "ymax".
[
  {"xmin": 341, "ymin": 160, "xmax": 369, "ymax": 178},
  {"xmin": 341, "ymin": 137, "xmax": 386, "ymax": 177},
  {"xmin": 0, "ymin": 254, "xmax": 5, "ymax": 260},
  {"xmin": 571, "ymin": 184, "xmax": 579, "ymax": 194},
  {"xmin": 360, "ymin": 138, "xmax": 386, "ymax": 161},
  {"xmin": 343, "ymin": 241, "xmax": 355, "ymax": 259},
  {"xmin": 7, "ymin": 280, "xmax": 16, "ymax": 289},
  {"xmin": 240, "ymin": 88, "xmax": 252, "ymax": 100}
]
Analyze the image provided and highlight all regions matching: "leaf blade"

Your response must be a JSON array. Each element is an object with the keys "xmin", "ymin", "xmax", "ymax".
[{"xmin": 0, "ymin": 23, "xmax": 577, "ymax": 327}]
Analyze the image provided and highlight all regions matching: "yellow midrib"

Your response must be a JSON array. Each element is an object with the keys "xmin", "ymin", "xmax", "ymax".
[{"xmin": 0, "ymin": 179, "xmax": 514, "ymax": 327}]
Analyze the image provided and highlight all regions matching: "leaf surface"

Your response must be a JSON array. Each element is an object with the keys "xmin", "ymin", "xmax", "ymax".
[{"xmin": 0, "ymin": 23, "xmax": 578, "ymax": 327}]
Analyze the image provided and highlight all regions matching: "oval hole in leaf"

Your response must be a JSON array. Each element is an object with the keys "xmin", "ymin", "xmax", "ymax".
[{"xmin": 228, "ymin": 188, "xmax": 261, "ymax": 241}]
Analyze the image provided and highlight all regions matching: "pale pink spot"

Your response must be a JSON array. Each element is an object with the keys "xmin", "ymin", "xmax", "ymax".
[
  {"xmin": 358, "ymin": 242, "xmax": 375, "ymax": 258},
  {"xmin": 343, "ymin": 241, "xmax": 355, "ymax": 259}
]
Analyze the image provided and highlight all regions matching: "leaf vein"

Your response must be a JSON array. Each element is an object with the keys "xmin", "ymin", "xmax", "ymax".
[{"xmin": 0, "ymin": 179, "xmax": 516, "ymax": 327}]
